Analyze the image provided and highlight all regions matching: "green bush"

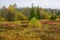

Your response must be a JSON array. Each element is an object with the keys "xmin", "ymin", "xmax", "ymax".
[
  {"xmin": 50, "ymin": 14, "xmax": 57, "ymax": 20},
  {"xmin": 29, "ymin": 17, "xmax": 41, "ymax": 28},
  {"xmin": 0, "ymin": 17, "xmax": 5, "ymax": 21}
]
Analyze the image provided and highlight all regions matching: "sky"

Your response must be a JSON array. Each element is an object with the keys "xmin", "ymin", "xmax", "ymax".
[{"xmin": 0, "ymin": 0, "xmax": 60, "ymax": 9}]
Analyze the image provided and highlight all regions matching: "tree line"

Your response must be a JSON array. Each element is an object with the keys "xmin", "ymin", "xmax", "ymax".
[{"xmin": 0, "ymin": 3, "xmax": 60, "ymax": 21}]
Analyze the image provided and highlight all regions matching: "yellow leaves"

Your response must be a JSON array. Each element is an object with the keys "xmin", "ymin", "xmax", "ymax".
[
  {"xmin": 40, "ymin": 9, "xmax": 51, "ymax": 19},
  {"xmin": 16, "ymin": 11, "xmax": 28, "ymax": 20},
  {"xmin": 8, "ymin": 5, "xmax": 15, "ymax": 13}
]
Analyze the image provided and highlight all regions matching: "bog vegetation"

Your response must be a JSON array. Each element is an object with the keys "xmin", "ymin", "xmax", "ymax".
[{"xmin": 0, "ymin": 3, "xmax": 60, "ymax": 40}]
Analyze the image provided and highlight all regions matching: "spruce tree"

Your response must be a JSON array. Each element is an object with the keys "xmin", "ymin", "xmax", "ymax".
[
  {"xmin": 29, "ymin": 3, "xmax": 35, "ymax": 20},
  {"xmin": 36, "ymin": 6, "xmax": 41, "ymax": 20},
  {"xmin": 50, "ymin": 10, "xmax": 56, "ymax": 20}
]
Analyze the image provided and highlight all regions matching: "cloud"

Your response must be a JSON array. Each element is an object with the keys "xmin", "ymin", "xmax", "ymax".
[{"xmin": 0, "ymin": 0, "xmax": 60, "ymax": 9}]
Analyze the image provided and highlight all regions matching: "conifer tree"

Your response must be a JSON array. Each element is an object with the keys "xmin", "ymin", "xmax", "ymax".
[
  {"xmin": 36, "ymin": 6, "xmax": 41, "ymax": 20},
  {"xmin": 50, "ymin": 10, "xmax": 56, "ymax": 20},
  {"xmin": 29, "ymin": 3, "xmax": 35, "ymax": 20}
]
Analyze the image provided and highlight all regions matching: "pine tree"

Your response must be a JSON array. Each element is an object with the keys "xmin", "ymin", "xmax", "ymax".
[
  {"xmin": 50, "ymin": 10, "xmax": 56, "ymax": 20},
  {"xmin": 36, "ymin": 6, "xmax": 41, "ymax": 20},
  {"xmin": 29, "ymin": 3, "xmax": 35, "ymax": 20}
]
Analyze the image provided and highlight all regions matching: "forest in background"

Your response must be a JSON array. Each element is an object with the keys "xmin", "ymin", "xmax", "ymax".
[{"xmin": 0, "ymin": 3, "xmax": 60, "ymax": 21}]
